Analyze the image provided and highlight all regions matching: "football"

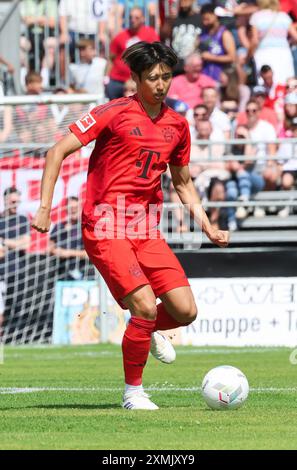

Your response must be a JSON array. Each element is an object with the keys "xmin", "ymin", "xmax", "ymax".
[{"xmin": 201, "ymin": 365, "xmax": 249, "ymax": 410}]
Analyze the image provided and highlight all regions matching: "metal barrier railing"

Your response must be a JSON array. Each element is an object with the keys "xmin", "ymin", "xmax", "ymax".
[{"xmin": 17, "ymin": 0, "xmax": 169, "ymax": 89}]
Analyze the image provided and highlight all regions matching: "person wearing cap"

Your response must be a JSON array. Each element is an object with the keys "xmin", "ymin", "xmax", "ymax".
[
  {"xmin": 166, "ymin": 97, "xmax": 190, "ymax": 116},
  {"xmin": 237, "ymin": 85, "xmax": 278, "ymax": 130}
]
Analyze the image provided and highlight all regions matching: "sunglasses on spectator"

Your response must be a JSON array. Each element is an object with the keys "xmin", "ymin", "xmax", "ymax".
[
  {"xmin": 194, "ymin": 112, "xmax": 207, "ymax": 118},
  {"xmin": 246, "ymin": 108, "xmax": 258, "ymax": 114},
  {"xmin": 222, "ymin": 108, "xmax": 238, "ymax": 113}
]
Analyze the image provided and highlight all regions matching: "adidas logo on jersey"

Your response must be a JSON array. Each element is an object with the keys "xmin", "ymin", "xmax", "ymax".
[{"xmin": 130, "ymin": 127, "xmax": 142, "ymax": 136}]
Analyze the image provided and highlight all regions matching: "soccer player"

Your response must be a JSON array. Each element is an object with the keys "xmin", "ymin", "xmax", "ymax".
[{"xmin": 32, "ymin": 42, "xmax": 229, "ymax": 410}]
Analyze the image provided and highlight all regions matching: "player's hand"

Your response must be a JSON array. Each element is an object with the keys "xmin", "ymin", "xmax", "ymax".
[
  {"xmin": 208, "ymin": 229, "xmax": 230, "ymax": 248},
  {"xmin": 31, "ymin": 207, "xmax": 51, "ymax": 233}
]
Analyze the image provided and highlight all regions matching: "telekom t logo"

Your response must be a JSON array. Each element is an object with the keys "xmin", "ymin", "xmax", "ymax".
[{"xmin": 136, "ymin": 149, "xmax": 161, "ymax": 179}]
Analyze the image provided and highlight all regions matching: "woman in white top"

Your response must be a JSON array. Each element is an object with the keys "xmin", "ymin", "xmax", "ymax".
[{"xmin": 249, "ymin": 0, "xmax": 297, "ymax": 84}]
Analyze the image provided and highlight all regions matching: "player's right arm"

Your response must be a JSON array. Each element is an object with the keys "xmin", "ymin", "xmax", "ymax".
[
  {"xmin": 32, "ymin": 133, "xmax": 82, "ymax": 233},
  {"xmin": 32, "ymin": 100, "xmax": 128, "ymax": 233}
]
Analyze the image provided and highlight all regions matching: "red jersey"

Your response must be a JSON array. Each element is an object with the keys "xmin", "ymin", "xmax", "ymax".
[
  {"xmin": 69, "ymin": 95, "xmax": 190, "ymax": 235},
  {"xmin": 109, "ymin": 26, "xmax": 160, "ymax": 82}
]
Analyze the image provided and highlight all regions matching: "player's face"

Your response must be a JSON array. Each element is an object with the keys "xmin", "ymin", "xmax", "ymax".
[{"xmin": 137, "ymin": 63, "xmax": 173, "ymax": 105}]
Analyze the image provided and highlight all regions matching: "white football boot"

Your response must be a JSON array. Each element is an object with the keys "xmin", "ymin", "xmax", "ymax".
[
  {"xmin": 150, "ymin": 331, "xmax": 176, "ymax": 364},
  {"xmin": 122, "ymin": 390, "xmax": 159, "ymax": 410}
]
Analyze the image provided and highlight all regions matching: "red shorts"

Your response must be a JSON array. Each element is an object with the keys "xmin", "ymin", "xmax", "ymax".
[{"xmin": 82, "ymin": 227, "xmax": 190, "ymax": 309}]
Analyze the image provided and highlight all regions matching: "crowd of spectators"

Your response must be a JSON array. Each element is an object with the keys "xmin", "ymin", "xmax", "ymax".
[{"xmin": 0, "ymin": 0, "xmax": 297, "ymax": 235}]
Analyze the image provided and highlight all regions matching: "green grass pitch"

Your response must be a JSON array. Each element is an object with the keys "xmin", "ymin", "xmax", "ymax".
[{"xmin": 0, "ymin": 344, "xmax": 297, "ymax": 450}]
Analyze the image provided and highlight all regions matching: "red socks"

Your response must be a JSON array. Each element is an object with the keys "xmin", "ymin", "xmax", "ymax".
[
  {"xmin": 122, "ymin": 304, "xmax": 191, "ymax": 386},
  {"xmin": 154, "ymin": 302, "xmax": 190, "ymax": 331},
  {"xmin": 122, "ymin": 316, "xmax": 156, "ymax": 386}
]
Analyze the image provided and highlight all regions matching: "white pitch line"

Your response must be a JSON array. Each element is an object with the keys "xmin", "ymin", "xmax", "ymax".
[
  {"xmin": 0, "ymin": 386, "xmax": 296, "ymax": 395},
  {"xmin": 3, "ymin": 348, "xmax": 285, "ymax": 360}
]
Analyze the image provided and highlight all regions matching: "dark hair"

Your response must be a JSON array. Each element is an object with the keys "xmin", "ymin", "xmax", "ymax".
[
  {"xmin": 220, "ymin": 67, "xmax": 240, "ymax": 102},
  {"xmin": 77, "ymin": 38, "xmax": 95, "ymax": 50},
  {"xmin": 122, "ymin": 41, "xmax": 178, "ymax": 78},
  {"xmin": 193, "ymin": 104, "xmax": 208, "ymax": 113},
  {"xmin": 68, "ymin": 196, "xmax": 79, "ymax": 203},
  {"xmin": 4, "ymin": 187, "xmax": 20, "ymax": 197},
  {"xmin": 260, "ymin": 65, "xmax": 272, "ymax": 74},
  {"xmin": 200, "ymin": 4, "xmax": 216, "ymax": 15}
]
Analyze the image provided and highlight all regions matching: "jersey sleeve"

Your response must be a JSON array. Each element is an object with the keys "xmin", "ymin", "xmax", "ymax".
[
  {"xmin": 69, "ymin": 101, "xmax": 124, "ymax": 146},
  {"xmin": 170, "ymin": 120, "xmax": 191, "ymax": 166}
]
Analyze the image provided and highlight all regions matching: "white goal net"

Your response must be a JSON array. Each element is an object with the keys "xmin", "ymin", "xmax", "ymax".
[{"xmin": 0, "ymin": 95, "xmax": 101, "ymax": 344}]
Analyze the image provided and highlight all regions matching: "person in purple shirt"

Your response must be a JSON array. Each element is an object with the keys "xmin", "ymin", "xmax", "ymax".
[{"xmin": 199, "ymin": 4, "xmax": 236, "ymax": 82}]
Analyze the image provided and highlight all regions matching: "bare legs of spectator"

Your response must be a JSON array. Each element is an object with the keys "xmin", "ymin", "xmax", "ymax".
[
  {"xmin": 208, "ymin": 180, "xmax": 227, "ymax": 230},
  {"xmin": 278, "ymin": 172, "xmax": 296, "ymax": 217}
]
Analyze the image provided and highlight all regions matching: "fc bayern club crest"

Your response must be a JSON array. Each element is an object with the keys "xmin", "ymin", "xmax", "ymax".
[
  {"xmin": 162, "ymin": 127, "xmax": 175, "ymax": 143},
  {"xmin": 129, "ymin": 263, "xmax": 143, "ymax": 278}
]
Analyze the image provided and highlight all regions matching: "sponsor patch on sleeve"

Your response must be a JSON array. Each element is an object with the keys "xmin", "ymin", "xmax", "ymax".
[{"xmin": 75, "ymin": 113, "xmax": 96, "ymax": 133}]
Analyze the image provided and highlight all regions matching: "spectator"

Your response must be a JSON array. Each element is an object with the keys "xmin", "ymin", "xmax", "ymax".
[
  {"xmin": 278, "ymin": 91, "xmax": 297, "ymax": 137},
  {"xmin": 0, "ymin": 187, "xmax": 30, "ymax": 325},
  {"xmin": 260, "ymin": 65, "xmax": 286, "ymax": 110},
  {"xmin": 219, "ymin": 65, "xmax": 251, "ymax": 111},
  {"xmin": 168, "ymin": 53, "xmax": 216, "ymax": 108},
  {"xmin": 237, "ymin": 85, "xmax": 278, "ymax": 129},
  {"xmin": 106, "ymin": 7, "xmax": 160, "ymax": 99},
  {"xmin": 50, "ymin": 197, "xmax": 88, "ymax": 280},
  {"xmin": 165, "ymin": 98, "xmax": 190, "ymax": 116},
  {"xmin": 221, "ymin": 98, "xmax": 239, "ymax": 136},
  {"xmin": 117, "ymin": 1, "xmax": 158, "ymax": 28},
  {"xmin": 170, "ymin": 0, "xmax": 203, "ymax": 74},
  {"xmin": 69, "ymin": 39, "xmax": 107, "ymax": 97},
  {"xmin": 249, "ymin": 0, "xmax": 297, "ymax": 84},
  {"xmin": 199, "ymin": 4, "xmax": 236, "ymax": 82},
  {"xmin": 225, "ymin": 124, "xmax": 265, "ymax": 229},
  {"xmin": 285, "ymin": 77, "xmax": 297, "ymax": 94},
  {"xmin": 123, "ymin": 78, "xmax": 137, "ymax": 97},
  {"xmin": 59, "ymin": 0, "xmax": 103, "ymax": 61},
  {"xmin": 190, "ymin": 119, "xmax": 228, "ymax": 197},
  {"xmin": 278, "ymin": 116, "xmax": 297, "ymax": 195},
  {"xmin": 201, "ymin": 86, "xmax": 231, "ymax": 139},
  {"xmin": 213, "ymin": 0, "xmax": 258, "ymax": 47},
  {"xmin": 244, "ymin": 99, "xmax": 279, "ymax": 192},
  {"xmin": 15, "ymin": 72, "xmax": 48, "ymax": 144},
  {"xmin": 21, "ymin": 0, "xmax": 58, "ymax": 73},
  {"xmin": 192, "ymin": 103, "xmax": 208, "ymax": 121}
]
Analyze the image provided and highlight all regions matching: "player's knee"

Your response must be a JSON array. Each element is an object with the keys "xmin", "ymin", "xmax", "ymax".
[
  {"xmin": 177, "ymin": 301, "xmax": 198, "ymax": 324},
  {"xmin": 134, "ymin": 300, "xmax": 157, "ymax": 321},
  {"xmin": 185, "ymin": 303, "xmax": 198, "ymax": 323}
]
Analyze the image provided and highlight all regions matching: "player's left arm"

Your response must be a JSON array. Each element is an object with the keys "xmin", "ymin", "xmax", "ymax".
[{"xmin": 169, "ymin": 164, "xmax": 229, "ymax": 248}]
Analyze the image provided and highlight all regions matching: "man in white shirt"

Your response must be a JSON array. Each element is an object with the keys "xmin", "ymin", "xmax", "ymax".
[
  {"xmin": 190, "ymin": 119, "xmax": 229, "ymax": 196},
  {"xmin": 202, "ymin": 87, "xmax": 231, "ymax": 139},
  {"xmin": 245, "ymin": 99, "xmax": 279, "ymax": 191},
  {"xmin": 69, "ymin": 39, "xmax": 107, "ymax": 98}
]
